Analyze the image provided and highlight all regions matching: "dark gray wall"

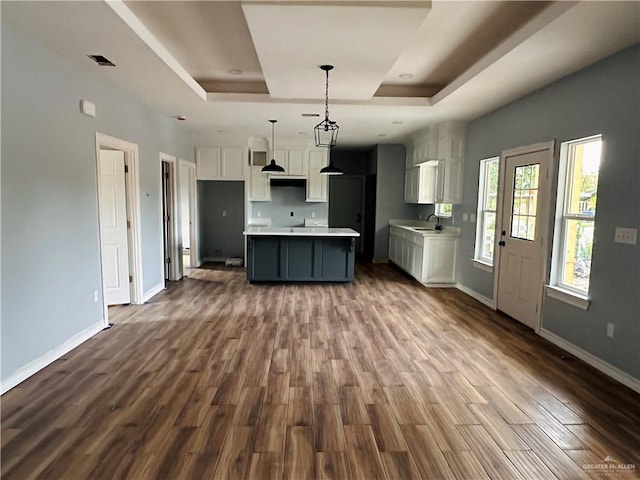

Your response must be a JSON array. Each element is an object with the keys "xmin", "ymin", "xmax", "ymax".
[
  {"xmin": 250, "ymin": 186, "xmax": 328, "ymax": 227},
  {"xmin": 199, "ymin": 181, "xmax": 245, "ymax": 259},
  {"xmin": 373, "ymin": 144, "xmax": 418, "ymax": 261},
  {"xmin": 459, "ymin": 44, "xmax": 640, "ymax": 379}
]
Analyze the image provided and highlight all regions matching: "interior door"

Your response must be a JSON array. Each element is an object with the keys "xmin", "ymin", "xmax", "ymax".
[
  {"xmin": 99, "ymin": 149, "xmax": 131, "ymax": 305},
  {"xmin": 329, "ymin": 176, "xmax": 363, "ymax": 254},
  {"xmin": 496, "ymin": 145, "xmax": 552, "ymax": 330}
]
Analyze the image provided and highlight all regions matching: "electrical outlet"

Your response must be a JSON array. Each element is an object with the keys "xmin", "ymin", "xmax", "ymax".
[
  {"xmin": 470, "ymin": 213, "xmax": 476, "ymax": 223},
  {"xmin": 614, "ymin": 227, "xmax": 637, "ymax": 245},
  {"xmin": 419, "ymin": 213, "xmax": 423, "ymax": 220},
  {"xmin": 222, "ymin": 210, "xmax": 227, "ymax": 217},
  {"xmin": 93, "ymin": 290, "xmax": 99, "ymax": 303},
  {"xmin": 606, "ymin": 323, "xmax": 615, "ymax": 338},
  {"xmin": 463, "ymin": 212, "xmax": 469, "ymax": 222},
  {"xmin": 257, "ymin": 211, "xmax": 261, "ymax": 218},
  {"xmin": 312, "ymin": 212, "xmax": 316, "ymax": 218}
]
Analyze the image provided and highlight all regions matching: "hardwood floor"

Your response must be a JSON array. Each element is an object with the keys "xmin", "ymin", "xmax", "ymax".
[{"xmin": 2, "ymin": 263, "xmax": 639, "ymax": 479}]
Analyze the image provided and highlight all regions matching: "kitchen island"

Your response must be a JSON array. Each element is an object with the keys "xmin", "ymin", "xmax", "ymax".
[{"xmin": 244, "ymin": 227, "xmax": 360, "ymax": 283}]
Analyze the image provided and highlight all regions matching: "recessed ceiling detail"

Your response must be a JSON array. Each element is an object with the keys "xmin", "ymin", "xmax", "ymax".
[{"xmin": 240, "ymin": 1, "xmax": 431, "ymax": 100}]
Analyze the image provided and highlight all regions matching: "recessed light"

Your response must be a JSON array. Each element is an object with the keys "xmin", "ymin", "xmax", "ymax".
[
  {"xmin": 399, "ymin": 73, "xmax": 413, "ymax": 79},
  {"xmin": 301, "ymin": 113, "xmax": 320, "ymax": 117},
  {"xmin": 298, "ymin": 131, "xmax": 309, "ymax": 135},
  {"xmin": 392, "ymin": 121, "xmax": 403, "ymax": 125},
  {"xmin": 217, "ymin": 129, "xmax": 226, "ymax": 133},
  {"xmin": 176, "ymin": 115, "xmax": 187, "ymax": 121},
  {"xmin": 88, "ymin": 54, "xmax": 115, "ymax": 67},
  {"xmin": 228, "ymin": 69, "xmax": 242, "ymax": 75},
  {"xmin": 377, "ymin": 134, "xmax": 387, "ymax": 137}
]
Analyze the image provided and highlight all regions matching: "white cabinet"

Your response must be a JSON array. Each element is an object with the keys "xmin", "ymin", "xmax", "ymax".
[
  {"xmin": 404, "ymin": 167, "xmax": 420, "ymax": 203},
  {"xmin": 388, "ymin": 226, "xmax": 458, "ymax": 285},
  {"xmin": 306, "ymin": 150, "xmax": 328, "ymax": 202},
  {"xmin": 271, "ymin": 148, "xmax": 308, "ymax": 176},
  {"xmin": 405, "ymin": 122, "xmax": 465, "ymax": 205},
  {"xmin": 196, "ymin": 146, "xmax": 245, "ymax": 181},
  {"xmin": 249, "ymin": 166, "xmax": 271, "ymax": 201}
]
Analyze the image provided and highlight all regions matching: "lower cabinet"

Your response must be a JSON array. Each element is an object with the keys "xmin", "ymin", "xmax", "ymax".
[
  {"xmin": 388, "ymin": 227, "xmax": 458, "ymax": 285},
  {"xmin": 246, "ymin": 235, "xmax": 356, "ymax": 282}
]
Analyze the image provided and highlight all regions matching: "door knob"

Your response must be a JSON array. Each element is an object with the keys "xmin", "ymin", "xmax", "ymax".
[{"xmin": 498, "ymin": 240, "xmax": 506, "ymax": 247}]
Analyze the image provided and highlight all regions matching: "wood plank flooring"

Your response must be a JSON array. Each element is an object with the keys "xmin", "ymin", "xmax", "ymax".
[{"xmin": 2, "ymin": 263, "xmax": 640, "ymax": 479}]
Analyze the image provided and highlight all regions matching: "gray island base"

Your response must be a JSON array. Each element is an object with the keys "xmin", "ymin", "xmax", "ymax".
[{"xmin": 244, "ymin": 227, "xmax": 360, "ymax": 283}]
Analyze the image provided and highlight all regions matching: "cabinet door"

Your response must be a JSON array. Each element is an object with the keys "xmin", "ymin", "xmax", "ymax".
[
  {"xmin": 418, "ymin": 163, "xmax": 439, "ymax": 203},
  {"xmin": 287, "ymin": 150, "xmax": 307, "ymax": 176},
  {"xmin": 423, "ymin": 238, "xmax": 458, "ymax": 283},
  {"xmin": 306, "ymin": 150, "xmax": 328, "ymax": 202},
  {"xmin": 388, "ymin": 234, "xmax": 397, "ymax": 264},
  {"xmin": 412, "ymin": 245, "xmax": 423, "ymax": 280},
  {"xmin": 196, "ymin": 147, "xmax": 221, "ymax": 180},
  {"xmin": 404, "ymin": 169, "xmax": 413, "ymax": 203},
  {"xmin": 220, "ymin": 147, "xmax": 245, "ymax": 180},
  {"xmin": 249, "ymin": 166, "xmax": 271, "ymax": 201},
  {"xmin": 442, "ymin": 159, "xmax": 463, "ymax": 204}
]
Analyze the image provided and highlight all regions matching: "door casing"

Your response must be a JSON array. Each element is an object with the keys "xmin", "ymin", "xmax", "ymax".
[
  {"xmin": 492, "ymin": 140, "xmax": 556, "ymax": 332},
  {"xmin": 160, "ymin": 153, "xmax": 180, "ymax": 283},
  {"xmin": 95, "ymin": 133, "xmax": 144, "ymax": 324}
]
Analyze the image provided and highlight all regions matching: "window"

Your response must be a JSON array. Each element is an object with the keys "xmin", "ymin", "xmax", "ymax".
[
  {"xmin": 435, "ymin": 203, "xmax": 452, "ymax": 217},
  {"xmin": 474, "ymin": 157, "xmax": 499, "ymax": 265},
  {"xmin": 551, "ymin": 135, "xmax": 601, "ymax": 297}
]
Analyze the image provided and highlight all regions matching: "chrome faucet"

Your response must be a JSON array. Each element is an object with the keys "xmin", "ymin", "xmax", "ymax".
[{"xmin": 426, "ymin": 213, "xmax": 442, "ymax": 230}]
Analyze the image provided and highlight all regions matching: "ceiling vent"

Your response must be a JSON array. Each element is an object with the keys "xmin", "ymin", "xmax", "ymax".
[
  {"xmin": 301, "ymin": 113, "xmax": 320, "ymax": 118},
  {"xmin": 87, "ymin": 55, "xmax": 115, "ymax": 67}
]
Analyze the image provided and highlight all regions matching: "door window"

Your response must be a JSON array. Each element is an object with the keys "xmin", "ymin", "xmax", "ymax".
[{"xmin": 510, "ymin": 164, "xmax": 539, "ymax": 241}]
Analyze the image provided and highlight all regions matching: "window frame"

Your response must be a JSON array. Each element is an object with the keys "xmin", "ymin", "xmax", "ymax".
[
  {"xmin": 435, "ymin": 203, "xmax": 452, "ymax": 218},
  {"xmin": 473, "ymin": 157, "xmax": 500, "ymax": 268},
  {"xmin": 548, "ymin": 134, "xmax": 602, "ymax": 307}
]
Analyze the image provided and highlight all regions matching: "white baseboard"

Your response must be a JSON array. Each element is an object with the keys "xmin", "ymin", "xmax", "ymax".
[
  {"xmin": 202, "ymin": 256, "xmax": 227, "ymax": 263},
  {"xmin": 539, "ymin": 328, "xmax": 640, "ymax": 395},
  {"xmin": 143, "ymin": 282, "xmax": 165, "ymax": 302},
  {"xmin": 1, "ymin": 320, "xmax": 105, "ymax": 394},
  {"xmin": 456, "ymin": 283, "xmax": 496, "ymax": 309}
]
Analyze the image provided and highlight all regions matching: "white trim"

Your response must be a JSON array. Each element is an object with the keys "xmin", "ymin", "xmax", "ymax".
[
  {"xmin": 1, "ymin": 321, "xmax": 105, "ymax": 394},
  {"xmin": 159, "ymin": 153, "xmax": 181, "ymax": 282},
  {"xmin": 95, "ymin": 133, "xmax": 144, "ymax": 316},
  {"xmin": 178, "ymin": 160, "xmax": 198, "ymax": 269},
  {"xmin": 545, "ymin": 285, "xmax": 590, "ymax": 310},
  {"xmin": 143, "ymin": 282, "xmax": 165, "ymax": 302},
  {"xmin": 493, "ymin": 140, "xmax": 556, "ymax": 333},
  {"xmin": 539, "ymin": 328, "xmax": 640, "ymax": 395},
  {"xmin": 201, "ymin": 256, "xmax": 228, "ymax": 263},
  {"xmin": 472, "ymin": 259, "xmax": 494, "ymax": 273},
  {"xmin": 457, "ymin": 283, "xmax": 496, "ymax": 309}
]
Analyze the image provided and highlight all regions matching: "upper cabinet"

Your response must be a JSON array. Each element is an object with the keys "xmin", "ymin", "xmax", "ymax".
[
  {"xmin": 404, "ymin": 122, "xmax": 465, "ymax": 205},
  {"xmin": 197, "ymin": 146, "xmax": 246, "ymax": 181},
  {"xmin": 306, "ymin": 149, "xmax": 328, "ymax": 202},
  {"xmin": 271, "ymin": 148, "xmax": 308, "ymax": 176}
]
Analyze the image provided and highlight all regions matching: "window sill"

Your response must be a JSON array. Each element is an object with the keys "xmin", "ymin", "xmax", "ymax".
[
  {"xmin": 545, "ymin": 285, "xmax": 590, "ymax": 310},
  {"xmin": 472, "ymin": 259, "xmax": 493, "ymax": 273}
]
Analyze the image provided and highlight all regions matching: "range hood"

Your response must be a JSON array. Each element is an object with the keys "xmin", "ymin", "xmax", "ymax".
[{"xmin": 270, "ymin": 177, "xmax": 306, "ymax": 188}]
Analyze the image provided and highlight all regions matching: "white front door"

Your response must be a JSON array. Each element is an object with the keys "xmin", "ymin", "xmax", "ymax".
[
  {"xmin": 99, "ymin": 150, "xmax": 131, "ymax": 305},
  {"xmin": 496, "ymin": 143, "xmax": 553, "ymax": 330}
]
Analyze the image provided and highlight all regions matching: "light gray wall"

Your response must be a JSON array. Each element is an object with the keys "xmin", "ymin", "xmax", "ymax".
[
  {"xmin": 373, "ymin": 144, "xmax": 417, "ymax": 261},
  {"xmin": 1, "ymin": 21, "xmax": 193, "ymax": 384},
  {"xmin": 199, "ymin": 181, "xmax": 245, "ymax": 259},
  {"xmin": 250, "ymin": 187, "xmax": 328, "ymax": 227},
  {"xmin": 459, "ymin": 44, "xmax": 640, "ymax": 379}
]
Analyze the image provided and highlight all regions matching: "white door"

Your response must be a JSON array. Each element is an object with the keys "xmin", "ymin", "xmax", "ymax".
[
  {"xmin": 496, "ymin": 144, "xmax": 553, "ymax": 330},
  {"xmin": 99, "ymin": 150, "xmax": 131, "ymax": 305}
]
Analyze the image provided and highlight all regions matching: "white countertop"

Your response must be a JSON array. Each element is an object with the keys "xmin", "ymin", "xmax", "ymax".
[
  {"xmin": 389, "ymin": 219, "xmax": 460, "ymax": 237},
  {"xmin": 244, "ymin": 226, "xmax": 360, "ymax": 237}
]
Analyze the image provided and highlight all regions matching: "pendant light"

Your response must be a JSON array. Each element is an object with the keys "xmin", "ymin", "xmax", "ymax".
[
  {"xmin": 320, "ymin": 147, "xmax": 343, "ymax": 175},
  {"xmin": 314, "ymin": 65, "xmax": 339, "ymax": 148},
  {"xmin": 261, "ymin": 119, "xmax": 285, "ymax": 173}
]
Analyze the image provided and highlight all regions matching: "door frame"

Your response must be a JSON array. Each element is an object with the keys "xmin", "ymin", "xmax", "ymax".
[
  {"xmin": 492, "ymin": 140, "xmax": 556, "ymax": 333},
  {"xmin": 95, "ymin": 132, "xmax": 144, "ymax": 324},
  {"xmin": 329, "ymin": 174, "xmax": 366, "ymax": 255},
  {"xmin": 160, "ymin": 153, "xmax": 180, "ymax": 283},
  {"xmin": 179, "ymin": 159, "xmax": 199, "ymax": 269}
]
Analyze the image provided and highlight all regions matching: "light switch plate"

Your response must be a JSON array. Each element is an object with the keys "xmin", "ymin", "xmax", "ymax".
[
  {"xmin": 462, "ymin": 212, "xmax": 469, "ymax": 222},
  {"xmin": 470, "ymin": 213, "xmax": 476, "ymax": 223},
  {"xmin": 614, "ymin": 227, "xmax": 637, "ymax": 245}
]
